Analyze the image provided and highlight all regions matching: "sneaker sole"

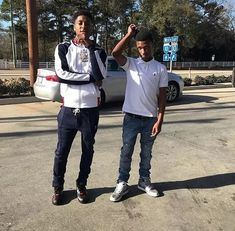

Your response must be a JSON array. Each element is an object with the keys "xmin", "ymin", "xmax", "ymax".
[
  {"xmin": 77, "ymin": 197, "xmax": 89, "ymax": 204},
  {"xmin": 110, "ymin": 189, "xmax": 129, "ymax": 202},
  {"xmin": 138, "ymin": 186, "xmax": 159, "ymax": 197}
]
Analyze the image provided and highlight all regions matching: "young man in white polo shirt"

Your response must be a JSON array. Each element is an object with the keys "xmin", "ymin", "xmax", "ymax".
[{"xmin": 110, "ymin": 24, "xmax": 168, "ymax": 202}]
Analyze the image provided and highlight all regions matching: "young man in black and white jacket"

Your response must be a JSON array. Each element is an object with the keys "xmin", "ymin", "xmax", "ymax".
[{"xmin": 52, "ymin": 9, "xmax": 107, "ymax": 205}]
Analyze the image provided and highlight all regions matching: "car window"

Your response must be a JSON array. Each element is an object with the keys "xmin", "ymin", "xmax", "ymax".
[{"xmin": 107, "ymin": 59, "xmax": 125, "ymax": 72}]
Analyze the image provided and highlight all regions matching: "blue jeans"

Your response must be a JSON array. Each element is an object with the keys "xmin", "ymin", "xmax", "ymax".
[
  {"xmin": 118, "ymin": 113, "xmax": 157, "ymax": 183},
  {"xmin": 52, "ymin": 106, "xmax": 99, "ymax": 189}
]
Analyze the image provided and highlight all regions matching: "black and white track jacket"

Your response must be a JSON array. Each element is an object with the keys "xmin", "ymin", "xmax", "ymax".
[{"xmin": 54, "ymin": 40, "xmax": 107, "ymax": 108}]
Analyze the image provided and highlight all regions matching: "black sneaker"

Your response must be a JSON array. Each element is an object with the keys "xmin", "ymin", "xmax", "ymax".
[
  {"xmin": 52, "ymin": 188, "xmax": 63, "ymax": 205},
  {"xmin": 138, "ymin": 177, "xmax": 159, "ymax": 197},
  {"xmin": 77, "ymin": 184, "xmax": 89, "ymax": 204}
]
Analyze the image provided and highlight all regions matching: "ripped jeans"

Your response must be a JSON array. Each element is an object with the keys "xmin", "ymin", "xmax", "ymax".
[{"xmin": 118, "ymin": 113, "xmax": 157, "ymax": 183}]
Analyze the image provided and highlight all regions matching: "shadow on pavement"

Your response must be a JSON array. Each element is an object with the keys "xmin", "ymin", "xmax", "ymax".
[
  {"xmin": 59, "ymin": 187, "xmax": 115, "ymax": 205},
  {"xmin": 58, "ymin": 173, "xmax": 235, "ymax": 205},
  {"xmin": 0, "ymin": 129, "xmax": 57, "ymax": 138},
  {"xmin": 59, "ymin": 190, "xmax": 77, "ymax": 205},
  {"xmin": 164, "ymin": 118, "xmax": 225, "ymax": 125},
  {"xmin": 155, "ymin": 172, "xmax": 235, "ymax": 194},
  {"xmin": 167, "ymin": 94, "xmax": 217, "ymax": 106},
  {"xmin": 0, "ymin": 114, "xmax": 56, "ymax": 122},
  {"xmin": 0, "ymin": 96, "xmax": 44, "ymax": 105},
  {"xmin": 100, "ymin": 94, "xmax": 218, "ymax": 111}
]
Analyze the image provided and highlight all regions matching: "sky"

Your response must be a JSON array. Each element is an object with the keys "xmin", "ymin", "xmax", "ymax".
[
  {"xmin": 0, "ymin": 0, "xmax": 235, "ymax": 29},
  {"xmin": 228, "ymin": 0, "xmax": 235, "ymax": 4}
]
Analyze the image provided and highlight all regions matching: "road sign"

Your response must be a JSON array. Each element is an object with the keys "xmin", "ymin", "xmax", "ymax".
[
  {"xmin": 163, "ymin": 54, "xmax": 170, "ymax": 61},
  {"xmin": 171, "ymin": 44, "xmax": 178, "ymax": 53},
  {"xmin": 171, "ymin": 36, "xmax": 179, "ymax": 43},
  {"xmin": 163, "ymin": 36, "xmax": 179, "ymax": 62},
  {"xmin": 163, "ymin": 44, "xmax": 171, "ymax": 53},
  {"xmin": 171, "ymin": 53, "xmax": 177, "ymax": 61},
  {"xmin": 163, "ymin": 37, "xmax": 172, "ymax": 43}
]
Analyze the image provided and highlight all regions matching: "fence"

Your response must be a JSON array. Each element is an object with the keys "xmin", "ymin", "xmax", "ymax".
[
  {"xmin": 0, "ymin": 59, "xmax": 235, "ymax": 70},
  {"xmin": 0, "ymin": 60, "xmax": 55, "ymax": 69},
  {"xmin": 164, "ymin": 61, "xmax": 235, "ymax": 69}
]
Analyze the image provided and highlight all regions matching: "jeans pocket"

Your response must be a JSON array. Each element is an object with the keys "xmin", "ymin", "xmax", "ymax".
[
  {"xmin": 57, "ymin": 107, "xmax": 65, "ymax": 126},
  {"xmin": 123, "ymin": 113, "xmax": 132, "ymax": 125}
]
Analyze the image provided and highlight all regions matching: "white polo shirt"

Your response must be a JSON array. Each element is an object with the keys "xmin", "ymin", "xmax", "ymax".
[{"xmin": 121, "ymin": 57, "xmax": 168, "ymax": 117}]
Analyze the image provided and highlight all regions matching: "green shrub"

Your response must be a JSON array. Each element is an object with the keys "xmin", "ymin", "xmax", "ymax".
[
  {"xmin": 194, "ymin": 75, "xmax": 206, "ymax": 85},
  {"xmin": 1, "ymin": 78, "xmax": 30, "ymax": 96},
  {"xmin": 183, "ymin": 77, "xmax": 192, "ymax": 86},
  {"xmin": 215, "ymin": 75, "xmax": 232, "ymax": 83},
  {"xmin": 4, "ymin": 79, "xmax": 22, "ymax": 96},
  {"xmin": 227, "ymin": 75, "xmax": 232, "ymax": 82},
  {"xmin": 18, "ymin": 78, "xmax": 30, "ymax": 93},
  {"xmin": 0, "ymin": 79, "xmax": 8, "ymax": 95},
  {"xmin": 194, "ymin": 74, "xmax": 231, "ymax": 85},
  {"xmin": 204, "ymin": 75, "xmax": 216, "ymax": 85}
]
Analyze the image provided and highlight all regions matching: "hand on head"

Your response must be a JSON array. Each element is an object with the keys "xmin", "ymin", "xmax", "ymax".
[{"xmin": 128, "ymin": 24, "xmax": 138, "ymax": 37}]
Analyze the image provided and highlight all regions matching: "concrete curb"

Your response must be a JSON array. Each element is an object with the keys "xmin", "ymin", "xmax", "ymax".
[{"xmin": 184, "ymin": 83, "xmax": 232, "ymax": 90}]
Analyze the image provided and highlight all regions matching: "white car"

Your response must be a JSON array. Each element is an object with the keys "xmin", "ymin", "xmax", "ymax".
[
  {"xmin": 33, "ymin": 68, "xmax": 61, "ymax": 102},
  {"xmin": 34, "ymin": 57, "xmax": 184, "ymax": 105}
]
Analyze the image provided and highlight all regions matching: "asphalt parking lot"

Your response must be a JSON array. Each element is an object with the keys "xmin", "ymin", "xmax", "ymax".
[{"xmin": 0, "ymin": 87, "xmax": 235, "ymax": 231}]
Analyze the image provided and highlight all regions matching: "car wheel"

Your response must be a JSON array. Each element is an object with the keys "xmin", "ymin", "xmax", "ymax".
[
  {"xmin": 167, "ymin": 81, "xmax": 179, "ymax": 102},
  {"xmin": 99, "ymin": 88, "xmax": 106, "ymax": 108}
]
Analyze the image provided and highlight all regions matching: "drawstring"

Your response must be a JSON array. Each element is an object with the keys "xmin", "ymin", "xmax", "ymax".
[{"xmin": 72, "ymin": 108, "xmax": 80, "ymax": 116}]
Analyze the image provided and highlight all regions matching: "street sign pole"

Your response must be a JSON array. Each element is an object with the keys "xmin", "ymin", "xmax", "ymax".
[
  {"xmin": 163, "ymin": 36, "xmax": 179, "ymax": 72},
  {"xmin": 232, "ymin": 67, "xmax": 235, "ymax": 88}
]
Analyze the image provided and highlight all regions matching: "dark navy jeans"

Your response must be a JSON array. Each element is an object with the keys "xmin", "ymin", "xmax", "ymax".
[
  {"xmin": 52, "ymin": 106, "xmax": 99, "ymax": 190},
  {"xmin": 118, "ymin": 113, "xmax": 157, "ymax": 183}
]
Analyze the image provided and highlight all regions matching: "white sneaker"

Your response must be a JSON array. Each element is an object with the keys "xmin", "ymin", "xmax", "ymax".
[
  {"xmin": 138, "ymin": 178, "xmax": 159, "ymax": 197},
  {"xmin": 110, "ymin": 181, "xmax": 129, "ymax": 202}
]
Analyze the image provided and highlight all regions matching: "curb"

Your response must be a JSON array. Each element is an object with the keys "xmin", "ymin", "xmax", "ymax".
[{"xmin": 184, "ymin": 83, "xmax": 232, "ymax": 90}]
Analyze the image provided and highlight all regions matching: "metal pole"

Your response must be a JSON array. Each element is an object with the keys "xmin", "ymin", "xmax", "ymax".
[
  {"xmin": 13, "ymin": 24, "xmax": 17, "ymax": 67},
  {"xmin": 232, "ymin": 67, "xmax": 235, "ymax": 88},
  {"xmin": 10, "ymin": 0, "xmax": 16, "ymax": 68},
  {"xmin": 26, "ymin": 0, "xmax": 38, "ymax": 95},
  {"xmin": 170, "ymin": 60, "xmax": 172, "ymax": 72}
]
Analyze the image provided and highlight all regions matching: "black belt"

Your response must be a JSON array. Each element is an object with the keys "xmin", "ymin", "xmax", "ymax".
[{"xmin": 125, "ymin": 112, "xmax": 150, "ymax": 120}]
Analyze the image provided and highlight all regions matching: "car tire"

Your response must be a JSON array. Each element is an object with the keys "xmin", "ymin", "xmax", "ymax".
[
  {"xmin": 167, "ymin": 81, "xmax": 179, "ymax": 102},
  {"xmin": 99, "ymin": 88, "xmax": 106, "ymax": 108}
]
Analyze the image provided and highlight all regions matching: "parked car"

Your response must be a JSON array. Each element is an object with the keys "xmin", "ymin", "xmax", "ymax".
[
  {"xmin": 33, "ymin": 68, "xmax": 61, "ymax": 102},
  {"xmin": 34, "ymin": 57, "xmax": 184, "ymax": 105}
]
